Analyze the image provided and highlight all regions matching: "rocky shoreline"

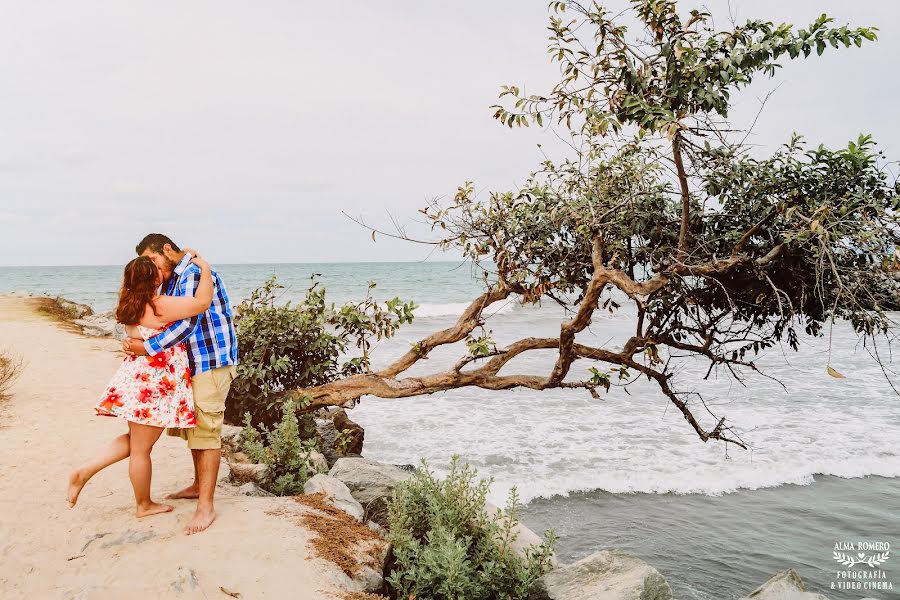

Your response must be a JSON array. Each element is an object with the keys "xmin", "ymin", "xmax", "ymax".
[{"xmin": 220, "ymin": 411, "xmax": 860, "ymax": 600}]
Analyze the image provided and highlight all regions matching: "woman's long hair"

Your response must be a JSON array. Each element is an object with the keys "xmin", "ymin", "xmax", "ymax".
[{"xmin": 115, "ymin": 256, "xmax": 161, "ymax": 326}]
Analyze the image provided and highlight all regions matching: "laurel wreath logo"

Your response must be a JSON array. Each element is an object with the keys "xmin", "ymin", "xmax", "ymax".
[{"xmin": 833, "ymin": 550, "xmax": 890, "ymax": 568}]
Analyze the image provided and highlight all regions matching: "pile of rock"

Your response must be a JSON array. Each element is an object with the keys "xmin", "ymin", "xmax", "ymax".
[
  {"xmin": 73, "ymin": 312, "xmax": 124, "ymax": 338},
  {"xmin": 36, "ymin": 295, "xmax": 125, "ymax": 338}
]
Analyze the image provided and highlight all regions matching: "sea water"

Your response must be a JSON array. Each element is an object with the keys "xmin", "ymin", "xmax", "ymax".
[{"xmin": 2, "ymin": 262, "xmax": 898, "ymax": 599}]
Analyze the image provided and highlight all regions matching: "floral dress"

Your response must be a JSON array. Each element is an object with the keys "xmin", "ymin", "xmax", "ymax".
[{"xmin": 95, "ymin": 325, "xmax": 196, "ymax": 428}]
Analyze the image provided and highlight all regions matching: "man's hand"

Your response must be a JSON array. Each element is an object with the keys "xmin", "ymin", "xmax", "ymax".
[{"xmin": 122, "ymin": 337, "xmax": 148, "ymax": 357}]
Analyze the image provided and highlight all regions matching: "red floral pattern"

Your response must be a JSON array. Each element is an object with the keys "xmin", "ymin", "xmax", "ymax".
[{"xmin": 95, "ymin": 325, "xmax": 196, "ymax": 428}]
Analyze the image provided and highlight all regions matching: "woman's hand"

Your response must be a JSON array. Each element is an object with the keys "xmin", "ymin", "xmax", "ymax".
[
  {"xmin": 191, "ymin": 254, "xmax": 209, "ymax": 270},
  {"xmin": 182, "ymin": 247, "xmax": 200, "ymax": 259}
]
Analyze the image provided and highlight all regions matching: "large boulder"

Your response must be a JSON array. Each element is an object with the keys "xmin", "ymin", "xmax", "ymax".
[
  {"xmin": 529, "ymin": 549, "xmax": 673, "ymax": 600},
  {"xmin": 328, "ymin": 457, "xmax": 413, "ymax": 526},
  {"xmin": 303, "ymin": 474, "xmax": 364, "ymax": 521},
  {"xmin": 741, "ymin": 570, "xmax": 828, "ymax": 600}
]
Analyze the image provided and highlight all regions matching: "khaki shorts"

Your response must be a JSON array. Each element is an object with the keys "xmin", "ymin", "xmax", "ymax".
[{"xmin": 168, "ymin": 365, "xmax": 236, "ymax": 450}]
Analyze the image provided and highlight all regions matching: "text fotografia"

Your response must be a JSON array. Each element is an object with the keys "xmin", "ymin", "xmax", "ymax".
[{"xmin": 831, "ymin": 541, "xmax": 892, "ymax": 592}]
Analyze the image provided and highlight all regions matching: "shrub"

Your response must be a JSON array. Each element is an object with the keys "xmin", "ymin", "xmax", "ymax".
[
  {"xmin": 240, "ymin": 400, "xmax": 323, "ymax": 496},
  {"xmin": 0, "ymin": 351, "xmax": 22, "ymax": 399},
  {"xmin": 227, "ymin": 276, "xmax": 415, "ymax": 429},
  {"xmin": 386, "ymin": 456, "xmax": 557, "ymax": 600}
]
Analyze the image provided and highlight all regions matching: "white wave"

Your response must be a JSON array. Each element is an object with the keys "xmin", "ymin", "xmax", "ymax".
[
  {"xmin": 487, "ymin": 455, "xmax": 900, "ymax": 504},
  {"xmin": 413, "ymin": 301, "xmax": 516, "ymax": 318},
  {"xmin": 350, "ymin": 320, "xmax": 900, "ymax": 506}
]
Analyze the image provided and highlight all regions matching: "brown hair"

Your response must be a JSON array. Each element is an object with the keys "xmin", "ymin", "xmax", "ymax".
[
  {"xmin": 115, "ymin": 257, "xmax": 161, "ymax": 326},
  {"xmin": 136, "ymin": 233, "xmax": 180, "ymax": 256}
]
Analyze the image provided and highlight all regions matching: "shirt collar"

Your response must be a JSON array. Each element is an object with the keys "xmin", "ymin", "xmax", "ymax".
[{"xmin": 173, "ymin": 253, "xmax": 192, "ymax": 277}]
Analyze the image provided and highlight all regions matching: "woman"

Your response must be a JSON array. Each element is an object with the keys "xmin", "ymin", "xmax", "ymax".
[{"xmin": 67, "ymin": 251, "xmax": 213, "ymax": 518}]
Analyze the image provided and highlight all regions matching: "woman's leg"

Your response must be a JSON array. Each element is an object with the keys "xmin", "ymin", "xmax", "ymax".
[
  {"xmin": 127, "ymin": 421, "xmax": 172, "ymax": 517},
  {"xmin": 67, "ymin": 431, "xmax": 131, "ymax": 507}
]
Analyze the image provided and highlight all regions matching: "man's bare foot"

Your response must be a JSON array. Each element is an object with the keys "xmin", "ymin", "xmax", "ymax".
[
  {"xmin": 135, "ymin": 502, "xmax": 174, "ymax": 518},
  {"xmin": 184, "ymin": 506, "xmax": 216, "ymax": 535},
  {"xmin": 67, "ymin": 469, "xmax": 87, "ymax": 508},
  {"xmin": 166, "ymin": 484, "xmax": 200, "ymax": 500}
]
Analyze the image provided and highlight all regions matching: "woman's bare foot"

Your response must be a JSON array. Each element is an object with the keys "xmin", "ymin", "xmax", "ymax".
[
  {"xmin": 166, "ymin": 484, "xmax": 200, "ymax": 500},
  {"xmin": 67, "ymin": 469, "xmax": 88, "ymax": 508},
  {"xmin": 135, "ymin": 501, "xmax": 174, "ymax": 518},
  {"xmin": 183, "ymin": 506, "xmax": 216, "ymax": 535}
]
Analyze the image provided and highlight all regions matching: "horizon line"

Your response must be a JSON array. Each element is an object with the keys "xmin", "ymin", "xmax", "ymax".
[{"xmin": 0, "ymin": 259, "xmax": 481, "ymax": 269}]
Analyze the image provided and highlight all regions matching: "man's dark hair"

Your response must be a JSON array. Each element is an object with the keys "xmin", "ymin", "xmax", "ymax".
[{"xmin": 136, "ymin": 233, "xmax": 180, "ymax": 256}]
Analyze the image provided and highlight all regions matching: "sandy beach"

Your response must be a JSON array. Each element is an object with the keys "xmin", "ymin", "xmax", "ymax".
[{"xmin": 0, "ymin": 295, "xmax": 352, "ymax": 600}]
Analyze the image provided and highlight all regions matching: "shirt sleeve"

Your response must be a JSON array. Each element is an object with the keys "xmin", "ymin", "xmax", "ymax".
[{"xmin": 143, "ymin": 268, "xmax": 202, "ymax": 356}]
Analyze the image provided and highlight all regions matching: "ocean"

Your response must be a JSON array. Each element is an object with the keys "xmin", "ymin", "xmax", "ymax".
[{"xmin": 2, "ymin": 262, "xmax": 898, "ymax": 599}]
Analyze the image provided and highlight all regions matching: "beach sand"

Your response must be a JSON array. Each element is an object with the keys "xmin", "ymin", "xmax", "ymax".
[{"xmin": 0, "ymin": 296, "xmax": 350, "ymax": 599}]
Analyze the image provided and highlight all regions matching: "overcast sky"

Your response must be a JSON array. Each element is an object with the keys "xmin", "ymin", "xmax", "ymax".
[{"xmin": 0, "ymin": 1, "xmax": 896, "ymax": 266}]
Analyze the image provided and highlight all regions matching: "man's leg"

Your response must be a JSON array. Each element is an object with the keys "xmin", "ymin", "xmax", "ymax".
[
  {"xmin": 181, "ymin": 365, "xmax": 234, "ymax": 535},
  {"xmin": 185, "ymin": 448, "xmax": 221, "ymax": 535},
  {"xmin": 166, "ymin": 449, "xmax": 201, "ymax": 499}
]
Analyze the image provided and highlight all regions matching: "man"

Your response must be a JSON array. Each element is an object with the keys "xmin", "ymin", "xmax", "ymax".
[{"xmin": 123, "ymin": 233, "xmax": 238, "ymax": 535}]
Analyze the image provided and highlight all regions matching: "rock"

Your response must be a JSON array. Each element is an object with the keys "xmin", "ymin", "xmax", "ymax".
[
  {"xmin": 230, "ymin": 451, "xmax": 251, "ymax": 464},
  {"xmin": 328, "ymin": 457, "xmax": 413, "ymax": 526},
  {"xmin": 315, "ymin": 418, "xmax": 339, "ymax": 467},
  {"xmin": 236, "ymin": 482, "xmax": 274, "ymax": 497},
  {"xmin": 221, "ymin": 425, "xmax": 244, "ymax": 451},
  {"xmin": 321, "ymin": 537, "xmax": 391, "ymax": 595},
  {"xmin": 73, "ymin": 315, "xmax": 125, "ymax": 338},
  {"xmin": 485, "ymin": 501, "xmax": 557, "ymax": 567},
  {"xmin": 741, "ymin": 569, "xmax": 829, "ymax": 600},
  {"xmin": 315, "ymin": 410, "xmax": 366, "ymax": 468},
  {"xmin": 308, "ymin": 450, "xmax": 329, "ymax": 474},
  {"xmin": 528, "ymin": 549, "xmax": 673, "ymax": 600},
  {"xmin": 229, "ymin": 462, "xmax": 271, "ymax": 486},
  {"xmin": 217, "ymin": 460, "xmax": 231, "ymax": 486},
  {"xmin": 366, "ymin": 520, "xmax": 387, "ymax": 537},
  {"xmin": 54, "ymin": 296, "xmax": 94, "ymax": 319},
  {"xmin": 303, "ymin": 474, "xmax": 364, "ymax": 521},
  {"xmin": 332, "ymin": 409, "xmax": 365, "ymax": 455}
]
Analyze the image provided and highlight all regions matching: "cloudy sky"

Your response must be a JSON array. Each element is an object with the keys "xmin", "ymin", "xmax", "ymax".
[{"xmin": 0, "ymin": 1, "xmax": 896, "ymax": 266}]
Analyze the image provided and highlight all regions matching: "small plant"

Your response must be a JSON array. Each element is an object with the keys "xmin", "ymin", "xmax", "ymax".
[
  {"xmin": 240, "ymin": 399, "xmax": 323, "ymax": 496},
  {"xmin": 387, "ymin": 456, "xmax": 556, "ymax": 600},
  {"xmin": 334, "ymin": 427, "xmax": 355, "ymax": 456},
  {"xmin": 0, "ymin": 351, "xmax": 22, "ymax": 399}
]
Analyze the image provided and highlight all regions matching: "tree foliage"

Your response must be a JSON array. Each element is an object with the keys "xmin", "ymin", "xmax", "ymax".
[
  {"xmin": 281, "ymin": 1, "xmax": 897, "ymax": 450},
  {"xmin": 228, "ymin": 275, "xmax": 415, "ymax": 428}
]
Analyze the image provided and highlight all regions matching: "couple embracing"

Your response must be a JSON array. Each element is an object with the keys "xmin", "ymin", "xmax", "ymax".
[{"xmin": 67, "ymin": 233, "xmax": 238, "ymax": 536}]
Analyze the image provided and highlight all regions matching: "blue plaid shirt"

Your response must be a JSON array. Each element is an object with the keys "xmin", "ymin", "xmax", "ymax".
[{"xmin": 143, "ymin": 254, "xmax": 238, "ymax": 375}]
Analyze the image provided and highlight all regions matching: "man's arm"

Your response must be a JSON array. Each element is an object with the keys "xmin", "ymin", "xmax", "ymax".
[{"xmin": 143, "ymin": 268, "xmax": 203, "ymax": 356}]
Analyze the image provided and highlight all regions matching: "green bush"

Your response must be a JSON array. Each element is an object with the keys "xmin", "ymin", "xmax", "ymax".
[
  {"xmin": 386, "ymin": 456, "xmax": 556, "ymax": 600},
  {"xmin": 240, "ymin": 400, "xmax": 323, "ymax": 496},
  {"xmin": 227, "ymin": 275, "xmax": 415, "ymax": 429}
]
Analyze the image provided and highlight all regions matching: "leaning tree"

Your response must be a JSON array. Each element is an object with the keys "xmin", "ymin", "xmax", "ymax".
[{"xmin": 273, "ymin": 1, "xmax": 898, "ymax": 448}]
